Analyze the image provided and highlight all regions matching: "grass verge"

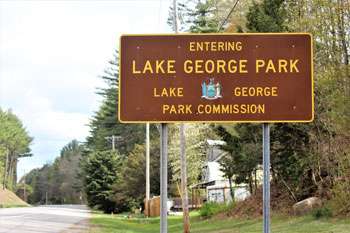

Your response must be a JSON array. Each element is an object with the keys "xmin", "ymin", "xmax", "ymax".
[
  {"xmin": 89, "ymin": 211, "xmax": 350, "ymax": 233},
  {"xmin": 0, "ymin": 204, "xmax": 29, "ymax": 208}
]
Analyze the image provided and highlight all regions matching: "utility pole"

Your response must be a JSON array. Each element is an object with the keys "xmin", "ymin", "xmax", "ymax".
[
  {"xmin": 105, "ymin": 135, "xmax": 121, "ymax": 151},
  {"xmin": 146, "ymin": 123, "xmax": 150, "ymax": 216},
  {"xmin": 173, "ymin": 1, "xmax": 190, "ymax": 232},
  {"xmin": 112, "ymin": 135, "xmax": 115, "ymax": 151}
]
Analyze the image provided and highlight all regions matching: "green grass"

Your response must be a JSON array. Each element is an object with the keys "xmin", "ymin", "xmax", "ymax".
[
  {"xmin": 90, "ymin": 211, "xmax": 350, "ymax": 233},
  {"xmin": 0, "ymin": 204, "xmax": 29, "ymax": 208}
]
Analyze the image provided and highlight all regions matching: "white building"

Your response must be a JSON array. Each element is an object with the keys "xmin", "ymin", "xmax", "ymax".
[{"xmin": 193, "ymin": 140, "xmax": 250, "ymax": 203}]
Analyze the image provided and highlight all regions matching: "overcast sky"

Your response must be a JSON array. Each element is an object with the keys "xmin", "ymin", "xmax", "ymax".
[{"xmin": 0, "ymin": 0, "xmax": 172, "ymax": 179}]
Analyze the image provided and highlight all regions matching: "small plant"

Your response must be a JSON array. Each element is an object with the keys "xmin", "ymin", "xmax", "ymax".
[
  {"xmin": 312, "ymin": 206, "xmax": 333, "ymax": 219},
  {"xmin": 330, "ymin": 180, "xmax": 350, "ymax": 216},
  {"xmin": 199, "ymin": 202, "xmax": 227, "ymax": 217},
  {"xmin": 127, "ymin": 198, "xmax": 140, "ymax": 213}
]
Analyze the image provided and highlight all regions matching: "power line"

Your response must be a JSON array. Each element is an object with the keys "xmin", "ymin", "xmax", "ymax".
[{"xmin": 217, "ymin": 0, "xmax": 240, "ymax": 32}]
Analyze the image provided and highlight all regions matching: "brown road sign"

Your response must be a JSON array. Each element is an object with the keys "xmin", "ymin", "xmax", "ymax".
[{"xmin": 119, "ymin": 33, "xmax": 313, "ymax": 123}]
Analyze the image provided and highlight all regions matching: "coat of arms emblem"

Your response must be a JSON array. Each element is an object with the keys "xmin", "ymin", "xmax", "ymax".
[{"xmin": 201, "ymin": 78, "xmax": 222, "ymax": 100}]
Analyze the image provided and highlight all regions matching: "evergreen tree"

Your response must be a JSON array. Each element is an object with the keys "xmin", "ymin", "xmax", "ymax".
[
  {"xmin": 112, "ymin": 142, "xmax": 161, "ymax": 211},
  {"xmin": 186, "ymin": 0, "xmax": 220, "ymax": 33},
  {"xmin": 245, "ymin": 0, "xmax": 316, "ymax": 201},
  {"xmin": 246, "ymin": 0, "xmax": 287, "ymax": 32},
  {"xmin": 215, "ymin": 124, "xmax": 261, "ymax": 197},
  {"xmin": 83, "ymin": 151, "xmax": 121, "ymax": 213},
  {"xmin": 86, "ymin": 52, "xmax": 147, "ymax": 156},
  {"xmin": 168, "ymin": 0, "xmax": 220, "ymax": 33},
  {"xmin": 0, "ymin": 109, "xmax": 32, "ymax": 190},
  {"xmin": 83, "ymin": 51, "xmax": 162, "ymax": 212},
  {"xmin": 213, "ymin": 0, "xmax": 290, "ymax": 200}
]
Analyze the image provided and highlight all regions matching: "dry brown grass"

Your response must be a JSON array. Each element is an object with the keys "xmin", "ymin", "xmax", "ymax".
[
  {"xmin": 215, "ymin": 185, "xmax": 295, "ymax": 220},
  {"xmin": 0, "ymin": 188, "xmax": 29, "ymax": 207}
]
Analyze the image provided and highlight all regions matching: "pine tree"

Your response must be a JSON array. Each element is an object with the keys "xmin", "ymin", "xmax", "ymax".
[
  {"xmin": 215, "ymin": 124, "xmax": 262, "ymax": 197},
  {"xmin": 168, "ymin": 0, "xmax": 220, "ymax": 33},
  {"xmin": 187, "ymin": 0, "xmax": 220, "ymax": 33},
  {"xmin": 83, "ymin": 51, "xmax": 162, "ymax": 212},
  {"xmin": 86, "ymin": 52, "xmax": 147, "ymax": 155},
  {"xmin": 112, "ymin": 142, "xmax": 161, "ymax": 211},
  {"xmin": 246, "ymin": 0, "xmax": 287, "ymax": 32},
  {"xmin": 0, "ymin": 109, "xmax": 32, "ymax": 190},
  {"xmin": 83, "ymin": 151, "xmax": 121, "ymax": 213},
  {"xmin": 245, "ymin": 0, "xmax": 316, "ymax": 201}
]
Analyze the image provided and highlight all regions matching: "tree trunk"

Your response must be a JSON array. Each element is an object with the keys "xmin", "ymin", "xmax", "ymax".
[
  {"xmin": 228, "ymin": 177, "xmax": 234, "ymax": 201},
  {"xmin": 180, "ymin": 124, "xmax": 190, "ymax": 233},
  {"xmin": 248, "ymin": 176, "xmax": 253, "ymax": 195},
  {"xmin": 254, "ymin": 169, "xmax": 258, "ymax": 195},
  {"xmin": 13, "ymin": 158, "xmax": 18, "ymax": 185},
  {"xmin": 8, "ymin": 154, "xmax": 13, "ymax": 189},
  {"xmin": 273, "ymin": 169, "xmax": 298, "ymax": 202},
  {"xmin": 337, "ymin": 0, "xmax": 349, "ymax": 66},
  {"xmin": 2, "ymin": 151, "xmax": 9, "ymax": 189}
]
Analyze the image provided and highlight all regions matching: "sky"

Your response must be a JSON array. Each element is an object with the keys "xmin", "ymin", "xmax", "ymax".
[{"xmin": 0, "ymin": 0, "xmax": 172, "ymax": 179}]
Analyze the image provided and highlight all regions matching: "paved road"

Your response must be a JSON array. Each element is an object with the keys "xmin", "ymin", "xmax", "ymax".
[{"xmin": 0, "ymin": 205, "xmax": 90, "ymax": 233}]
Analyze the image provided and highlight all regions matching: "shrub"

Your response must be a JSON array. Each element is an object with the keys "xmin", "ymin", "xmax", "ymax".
[
  {"xmin": 312, "ymin": 206, "xmax": 333, "ymax": 219},
  {"xmin": 330, "ymin": 178, "xmax": 350, "ymax": 216},
  {"xmin": 199, "ymin": 202, "xmax": 228, "ymax": 217},
  {"xmin": 127, "ymin": 198, "xmax": 140, "ymax": 213},
  {"xmin": 82, "ymin": 151, "xmax": 122, "ymax": 213}
]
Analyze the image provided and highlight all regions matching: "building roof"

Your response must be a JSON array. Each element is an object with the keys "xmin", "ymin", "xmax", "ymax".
[{"xmin": 190, "ymin": 180, "xmax": 215, "ymax": 189}]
